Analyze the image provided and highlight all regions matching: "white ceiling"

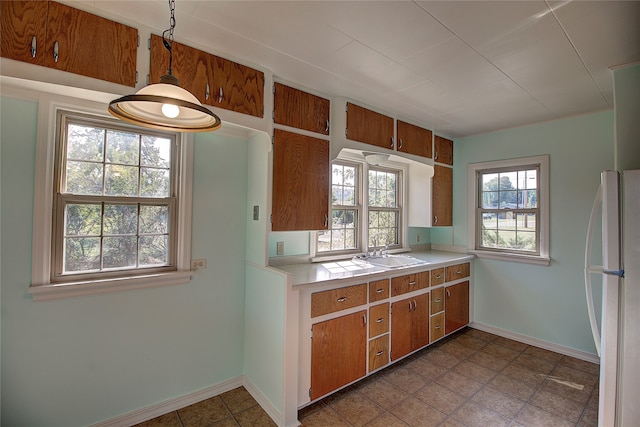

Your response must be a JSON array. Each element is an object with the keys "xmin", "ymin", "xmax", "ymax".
[{"xmin": 92, "ymin": 1, "xmax": 640, "ymax": 137}]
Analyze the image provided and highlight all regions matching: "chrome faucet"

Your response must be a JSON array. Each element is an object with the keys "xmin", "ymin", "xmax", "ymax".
[{"xmin": 371, "ymin": 231, "xmax": 391, "ymax": 256}]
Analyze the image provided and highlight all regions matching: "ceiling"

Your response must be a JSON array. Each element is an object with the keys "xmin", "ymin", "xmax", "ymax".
[{"xmin": 91, "ymin": 1, "xmax": 640, "ymax": 137}]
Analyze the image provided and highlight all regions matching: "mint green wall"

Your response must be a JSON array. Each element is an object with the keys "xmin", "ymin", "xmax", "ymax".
[
  {"xmin": 431, "ymin": 111, "xmax": 615, "ymax": 354},
  {"xmin": 1, "ymin": 96, "xmax": 249, "ymax": 426}
]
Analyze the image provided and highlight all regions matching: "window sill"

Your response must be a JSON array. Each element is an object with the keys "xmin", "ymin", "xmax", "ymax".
[
  {"xmin": 468, "ymin": 250, "xmax": 551, "ymax": 266},
  {"xmin": 28, "ymin": 270, "xmax": 192, "ymax": 301}
]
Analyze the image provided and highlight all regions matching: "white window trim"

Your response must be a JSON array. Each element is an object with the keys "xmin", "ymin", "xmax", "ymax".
[
  {"xmin": 28, "ymin": 94, "xmax": 193, "ymax": 301},
  {"xmin": 467, "ymin": 154, "xmax": 550, "ymax": 266}
]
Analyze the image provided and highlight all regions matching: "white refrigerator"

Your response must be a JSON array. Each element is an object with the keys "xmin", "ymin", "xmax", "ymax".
[{"xmin": 585, "ymin": 170, "xmax": 640, "ymax": 427}]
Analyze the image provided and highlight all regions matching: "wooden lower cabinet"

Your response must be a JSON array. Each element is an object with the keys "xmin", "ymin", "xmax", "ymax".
[
  {"xmin": 368, "ymin": 334, "xmax": 389, "ymax": 372},
  {"xmin": 431, "ymin": 287, "xmax": 444, "ymax": 314},
  {"xmin": 391, "ymin": 293, "xmax": 429, "ymax": 361},
  {"xmin": 369, "ymin": 302, "xmax": 389, "ymax": 337},
  {"xmin": 311, "ymin": 310, "xmax": 367, "ymax": 400},
  {"xmin": 445, "ymin": 281, "xmax": 470, "ymax": 335},
  {"xmin": 430, "ymin": 312, "xmax": 445, "ymax": 342}
]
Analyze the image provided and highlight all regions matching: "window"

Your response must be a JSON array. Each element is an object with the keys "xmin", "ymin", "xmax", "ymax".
[
  {"xmin": 316, "ymin": 156, "xmax": 404, "ymax": 256},
  {"xmin": 30, "ymin": 101, "xmax": 193, "ymax": 301},
  {"xmin": 468, "ymin": 155, "xmax": 549, "ymax": 265}
]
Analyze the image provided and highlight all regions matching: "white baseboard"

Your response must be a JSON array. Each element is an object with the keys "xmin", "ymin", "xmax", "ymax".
[
  {"xmin": 90, "ymin": 376, "xmax": 244, "ymax": 427},
  {"xmin": 470, "ymin": 322, "xmax": 600, "ymax": 365},
  {"xmin": 242, "ymin": 377, "xmax": 287, "ymax": 426}
]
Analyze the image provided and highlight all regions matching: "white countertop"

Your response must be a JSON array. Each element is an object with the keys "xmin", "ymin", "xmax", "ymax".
[{"xmin": 273, "ymin": 250, "xmax": 474, "ymax": 287}]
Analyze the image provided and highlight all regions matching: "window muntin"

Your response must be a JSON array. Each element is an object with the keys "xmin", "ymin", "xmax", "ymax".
[
  {"xmin": 318, "ymin": 163, "xmax": 359, "ymax": 253},
  {"xmin": 53, "ymin": 112, "xmax": 177, "ymax": 281}
]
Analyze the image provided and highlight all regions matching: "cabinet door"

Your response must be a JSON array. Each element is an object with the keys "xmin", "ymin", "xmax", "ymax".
[
  {"xmin": 212, "ymin": 56, "xmax": 264, "ymax": 118},
  {"xmin": 45, "ymin": 1, "xmax": 137, "ymax": 86},
  {"xmin": 431, "ymin": 287, "xmax": 444, "ymax": 314},
  {"xmin": 369, "ymin": 334, "xmax": 389, "ymax": 373},
  {"xmin": 311, "ymin": 310, "xmax": 367, "ymax": 400},
  {"xmin": 412, "ymin": 293, "xmax": 430, "ymax": 350},
  {"xmin": 431, "ymin": 312, "xmax": 445, "ymax": 342},
  {"xmin": 391, "ymin": 271, "xmax": 429, "ymax": 296},
  {"xmin": 434, "ymin": 135, "xmax": 454, "ymax": 165},
  {"xmin": 369, "ymin": 302, "xmax": 389, "ymax": 337},
  {"xmin": 445, "ymin": 262, "xmax": 470, "ymax": 282},
  {"xmin": 1, "ymin": 0, "xmax": 48, "ymax": 65},
  {"xmin": 272, "ymin": 129, "xmax": 330, "ymax": 231},
  {"xmin": 432, "ymin": 165, "xmax": 453, "ymax": 226},
  {"xmin": 346, "ymin": 102, "xmax": 394, "ymax": 150},
  {"xmin": 273, "ymin": 83, "xmax": 330, "ymax": 135},
  {"xmin": 149, "ymin": 35, "xmax": 213, "ymax": 104},
  {"xmin": 311, "ymin": 283, "xmax": 367, "ymax": 318},
  {"xmin": 445, "ymin": 281, "xmax": 469, "ymax": 335},
  {"xmin": 431, "ymin": 268, "xmax": 445, "ymax": 286},
  {"xmin": 391, "ymin": 297, "xmax": 413, "ymax": 361},
  {"xmin": 369, "ymin": 278, "xmax": 390, "ymax": 303},
  {"xmin": 397, "ymin": 120, "xmax": 432, "ymax": 158}
]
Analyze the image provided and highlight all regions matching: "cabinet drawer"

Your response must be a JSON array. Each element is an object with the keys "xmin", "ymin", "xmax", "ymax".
[
  {"xmin": 391, "ymin": 271, "xmax": 429, "ymax": 296},
  {"xmin": 311, "ymin": 283, "xmax": 367, "ymax": 317},
  {"xmin": 431, "ymin": 268, "xmax": 445, "ymax": 286},
  {"xmin": 430, "ymin": 312, "xmax": 445, "ymax": 343},
  {"xmin": 369, "ymin": 303, "xmax": 389, "ymax": 337},
  {"xmin": 445, "ymin": 262, "xmax": 470, "ymax": 282},
  {"xmin": 431, "ymin": 287, "xmax": 444, "ymax": 314},
  {"xmin": 368, "ymin": 334, "xmax": 389, "ymax": 372},
  {"xmin": 369, "ymin": 279, "xmax": 390, "ymax": 302}
]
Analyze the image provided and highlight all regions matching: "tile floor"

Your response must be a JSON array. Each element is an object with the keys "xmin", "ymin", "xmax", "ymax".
[{"xmin": 134, "ymin": 327, "xmax": 599, "ymax": 427}]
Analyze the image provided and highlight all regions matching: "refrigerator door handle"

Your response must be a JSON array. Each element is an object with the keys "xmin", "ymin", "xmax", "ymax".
[{"xmin": 584, "ymin": 184, "xmax": 602, "ymax": 356}]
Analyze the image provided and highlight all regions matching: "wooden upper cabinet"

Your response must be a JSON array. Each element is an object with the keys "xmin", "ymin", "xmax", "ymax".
[
  {"xmin": 212, "ymin": 56, "xmax": 264, "ymax": 118},
  {"xmin": 272, "ymin": 129, "xmax": 330, "ymax": 231},
  {"xmin": 434, "ymin": 135, "xmax": 454, "ymax": 165},
  {"xmin": 397, "ymin": 120, "xmax": 432, "ymax": 158},
  {"xmin": 149, "ymin": 34, "xmax": 212, "ymax": 104},
  {"xmin": 1, "ymin": 1, "xmax": 137, "ymax": 86},
  {"xmin": 273, "ymin": 83, "xmax": 330, "ymax": 135},
  {"xmin": 346, "ymin": 102, "xmax": 394, "ymax": 150},
  {"xmin": 45, "ymin": 1, "xmax": 137, "ymax": 86},
  {"xmin": 1, "ymin": 0, "xmax": 49, "ymax": 65},
  {"xmin": 432, "ymin": 165, "xmax": 453, "ymax": 226}
]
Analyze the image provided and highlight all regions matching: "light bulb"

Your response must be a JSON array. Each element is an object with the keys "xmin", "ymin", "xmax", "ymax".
[{"xmin": 161, "ymin": 103, "xmax": 180, "ymax": 118}]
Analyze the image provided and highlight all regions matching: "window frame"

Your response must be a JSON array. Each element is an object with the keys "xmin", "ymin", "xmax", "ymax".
[
  {"xmin": 467, "ymin": 155, "xmax": 550, "ymax": 266},
  {"xmin": 29, "ymin": 96, "xmax": 193, "ymax": 301}
]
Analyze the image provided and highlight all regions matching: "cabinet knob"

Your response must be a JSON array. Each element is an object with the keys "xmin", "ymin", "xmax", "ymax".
[
  {"xmin": 446, "ymin": 290, "xmax": 451, "ymax": 298},
  {"xmin": 435, "ymin": 274, "xmax": 442, "ymax": 279},
  {"xmin": 435, "ymin": 151, "xmax": 439, "ymax": 160},
  {"xmin": 456, "ymin": 270, "xmax": 462, "ymax": 275},
  {"xmin": 433, "ymin": 215, "xmax": 438, "ymax": 225},
  {"xmin": 31, "ymin": 36, "xmax": 37, "ymax": 58},
  {"xmin": 409, "ymin": 281, "xmax": 416, "ymax": 286},
  {"xmin": 53, "ymin": 41, "xmax": 59, "ymax": 63},
  {"xmin": 398, "ymin": 138, "xmax": 403, "ymax": 149},
  {"xmin": 434, "ymin": 298, "xmax": 442, "ymax": 303},
  {"xmin": 218, "ymin": 87, "xmax": 224, "ymax": 103},
  {"xmin": 375, "ymin": 350, "xmax": 384, "ymax": 356},
  {"xmin": 376, "ymin": 288, "xmax": 384, "ymax": 294},
  {"xmin": 376, "ymin": 317, "xmax": 384, "ymax": 323},
  {"xmin": 337, "ymin": 297, "xmax": 347, "ymax": 302},
  {"xmin": 325, "ymin": 120, "xmax": 330, "ymax": 133},
  {"xmin": 435, "ymin": 325, "xmax": 441, "ymax": 330}
]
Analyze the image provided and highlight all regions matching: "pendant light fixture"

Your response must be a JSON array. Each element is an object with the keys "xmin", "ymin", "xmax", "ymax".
[{"xmin": 108, "ymin": 0, "xmax": 221, "ymax": 132}]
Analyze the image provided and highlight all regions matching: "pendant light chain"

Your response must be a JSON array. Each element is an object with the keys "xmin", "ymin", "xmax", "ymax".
[{"xmin": 162, "ymin": 0, "xmax": 177, "ymax": 75}]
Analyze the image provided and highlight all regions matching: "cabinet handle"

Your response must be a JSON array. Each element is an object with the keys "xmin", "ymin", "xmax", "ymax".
[
  {"xmin": 363, "ymin": 314, "xmax": 367, "ymax": 325},
  {"xmin": 408, "ymin": 301, "xmax": 412, "ymax": 312},
  {"xmin": 324, "ymin": 214, "xmax": 328, "ymax": 228},
  {"xmin": 435, "ymin": 325, "xmax": 441, "ymax": 330},
  {"xmin": 31, "ymin": 36, "xmax": 37, "ymax": 58},
  {"xmin": 390, "ymin": 137, "xmax": 394, "ymax": 149},
  {"xmin": 435, "ymin": 151, "xmax": 439, "ymax": 160},
  {"xmin": 446, "ymin": 290, "xmax": 451, "ymax": 298},
  {"xmin": 376, "ymin": 317, "xmax": 384, "ymax": 323},
  {"xmin": 398, "ymin": 138, "xmax": 403, "ymax": 149},
  {"xmin": 413, "ymin": 299, "xmax": 417, "ymax": 310},
  {"xmin": 435, "ymin": 274, "xmax": 442, "ymax": 279},
  {"xmin": 53, "ymin": 41, "xmax": 59, "ymax": 62},
  {"xmin": 409, "ymin": 281, "xmax": 416, "ymax": 286},
  {"xmin": 433, "ymin": 215, "xmax": 438, "ymax": 225},
  {"xmin": 456, "ymin": 270, "xmax": 462, "ymax": 275},
  {"xmin": 434, "ymin": 299, "xmax": 442, "ymax": 303},
  {"xmin": 375, "ymin": 350, "xmax": 384, "ymax": 356},
  {"xmin": 376, "ymin": 288, "xmax": 385, "ymax": 294},
  {"xmin": 218, "ymin": 87, "xmax": 223, "ymax": 103},
  {"xmin": 325, "ymin": 120, "xmax": 330, "ymax": 132},
  {"xmin": 337, "ymin": 297, "xmax": 347, "ymax": 302},
  {"xmin": 205, "ymin": 83, "xmax": 210, "ymax": 101}
]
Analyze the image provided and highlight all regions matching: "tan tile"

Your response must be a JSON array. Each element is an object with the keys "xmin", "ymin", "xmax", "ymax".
[
  {"xmin": 299, "ymin": 406, "xmax": 350, "ymax": 427},
  {"xmin": 541, "ymin": 378, "xmax": 594, "ymax": 405},
  {"xmin": 493, "ymin": 336, "xmax": 529, "ymax": 352},
  {"xmin": 453, "ymin": 333, "xmax": 489, "ymax": 350},
  {"xmin": 515, "ymin": 404, "xmax": 575, "ymax": 427},
  {"xmin": 524, "ymin": 346, "xmax": 564, "ymax": 364},
  {"xmin": 438, "ymin": 418, "xmax": 467, "ymax": 427},
  {"xmin": 578, "ymin": 405, "xmax": 598, "ymax": 427},
  {"xmin": 440, "ymin": 340, "xmax": 477, "ymax": 359},
  {"xmin": 210, "ymin": 417, "xmax": 241, "ymax": 427},
  {"xmin": 234, "ymin": 405, "xmax": 276, "ymax": 427},
  {"xmin": 328, "ymin": 392, "xmax": 383, "ymax": 427},
  {"xmin": 413, "ymin": 382, "xmax": 466, "ymax": 415},
  {"xmin": 358, "ymin": 378, "xmax": 409, "ymax": 410},
  {"xmin": 530, "ymin": 388, "xmax": 586, "ymax": 423},
  {"xmin": 297, "ymin": 401, "xmax": 326, "ymax": 420},
  {"xmin": 423, "ymin": 348, "xmax": 461, "ymax": 369},
  {"xmin": 464, "ymin": 328, "xmax": 499, "ymax": 343},
  {"xmin": 383, "ymin": 366, "xmax": 429, "ymax": 394},
  {"xmin": 390, "ymin": 397, "xmax": 447, "ymax": 427},
  {"xmin": 405, "ymin": 356, "xmax": 449, "ymax": 380},
  {"xmin": 512, "ymin": 353, "xmax": 557, "ymax": 375},
  {"xmin": 502, "ymin": 364, "xmax": 547, "ymax": 387},
  {"xmin": 178, "ymin": 396, "xmax": 231, "ymax": 427},
  {"xmin": 560, "ymin": 355, "xmax": 600, "ymax": 376},
  {"xmin": 363, "ymin": 412, "xmax": 409, "ymax": 427},
  {"xmin": 551, "ymin": 364, "xmax": 599, "ymax": 389},
  {"xmin": 482, "ymin": 343, "xmax": 521, "ymax": 361},
  {"xmin": 452, "ymin": 360, "xmax": 497, "ymax": 384},
  {"xmin": 468, "ymin": 349, "xmax": 511, "ymax": 371},
  {"xmin": 132, "ymin": 412, "xmax": 182, "ymax": 427},
  {"xmin": 452, "ymin": 401, "xmax": 509, "ymax": 427},
  {"xmin": 435, "ymin": 371, "xmax": 484, "ymax": 398},
  {"xmin": 220, "ymin": 387, "xmax": 258, "ymax": 414},
  {"xmin": 471, "ymin": 387, "xmax": 525, "ymax": 419},
  {"xmin": 487, "ymin": 373, "xmax": 537, "ymax": 401}
]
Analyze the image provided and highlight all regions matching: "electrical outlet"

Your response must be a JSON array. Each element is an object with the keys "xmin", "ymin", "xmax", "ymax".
[
  {"xmin": 417, "ymin": 234, "xmax": 420, "ymax": 242},
  {"xmin": 191, "ymin": 259, "xmax": 207, "ymax": 269},
  {"xmin": 276, "ymin": 241, "xmax": 285, "ymax": 256}
]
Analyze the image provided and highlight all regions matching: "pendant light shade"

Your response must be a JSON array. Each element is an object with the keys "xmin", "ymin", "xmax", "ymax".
[{"xmin": 108, "ymin": 0, "xmax": 221, "ymax": 133}]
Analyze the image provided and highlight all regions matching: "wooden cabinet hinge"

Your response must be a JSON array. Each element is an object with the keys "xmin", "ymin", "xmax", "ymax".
[
  {"xmin": 310, "ymin": 329, "xmax": 313, "ymax": 338},
  {"xmin": 309, "ymin": 388, "xmax": 312, "ymax": 398},
  {"xmin": 272, "ymin": 83, "xmax": 276, "ymax": 94},
  {"xmin": 147, "ymin": 38, "xmax": 151, "ymax": 50},
  {"xmin": 272, "ymin": 110, "xmax": 275, "ymax": 120},
  {"xmin": 137, "ymin": 35, "xmax": 140, "ymax": 47}
]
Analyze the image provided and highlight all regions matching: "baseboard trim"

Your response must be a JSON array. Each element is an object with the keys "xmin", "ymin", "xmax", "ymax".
[
  {"xmin": 469, "ymin": 322, "xmax": 600, "ymax": 365},
  {"xmin": 242, "ymin": 377, "xmax": 286, "ymax": 426},
  {"xmin": 90, "ymin": 376, "xmax": 244, "ymax": 427}
]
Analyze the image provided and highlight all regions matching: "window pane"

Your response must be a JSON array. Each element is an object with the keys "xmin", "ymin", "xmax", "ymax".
[
  {"xmin": 521, "ymin": 169, "xmax": 537, "ymax": 189},
  {"xmin": 481, "ymin": 230, "xmax": 499, "ymax": 248},
  {"xmin": 105, "ymin": 164, "xmax": 139, "ymax": 196},
  {"xmin": 65, "ymin": 203, "xmax": 102, "ymax": 236},
  {"xmin": 139, "ymin": 235, "xmax": 168, "ymax": 266},
  {"xmin": 317, "ymin": 230, "xmax": 331, "ymax": 252},
  {"xmin": 482, "ymin": 173, "xmax": 499, "ymax": 191},
  {"xmin": 332, "ymin": 185, "xmax": 344, "ymax": 205},
  {"xmin": 141, "ymin": 136, "xmax": 171, "ymax": 168},
  {"xmin": 499, "ymin": 172, "xmax": 517, "ymax": 191},
  {"xmin": 106, "ymin": 130, "xmax": 140, "ymax": 165},
  {"xmin": 499, "ymin": 190, "xmax": 517, "ymax": 209},
  {"xmin": 481, "ymin": 212, "xmax": 497, "ymax": 231},
  {"xmin": 67, "ymin": 124, "xmax": 104, "ymax": 161},
  {"xmin": 64, "ymin": 237, "xmax": 101, "ymax": 272},
  {"xmin": 368, "ymin": 169, "xmax": 397, "ymax": 208},
  {"xmin": 140, "ymin": 205, "xmax": 169, "ymax": 234},
  {"xmin": 65, "ymin": 161, "xmax": 103, "ymax": 195},
  {"xmin": 103, "ymin": 236, "xmax": 137, "ymax": 269},
  {"xmin": 518, "ymin": 189, "xmax": 537, "ymax": 208},
  {"xmin": 482, "ymin": 191, "xmax": 498, "ymax": 209},
  {"xmin": 141, "ymin": 167, "xmax": 170, "ymax": 197},
  {"xmin": 516, "ymin": 231, "xmax": 537, "ymax": 251},
  {"xmin": 103, "ymin": 204, "xmax": 138, "ymax": 235}
]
